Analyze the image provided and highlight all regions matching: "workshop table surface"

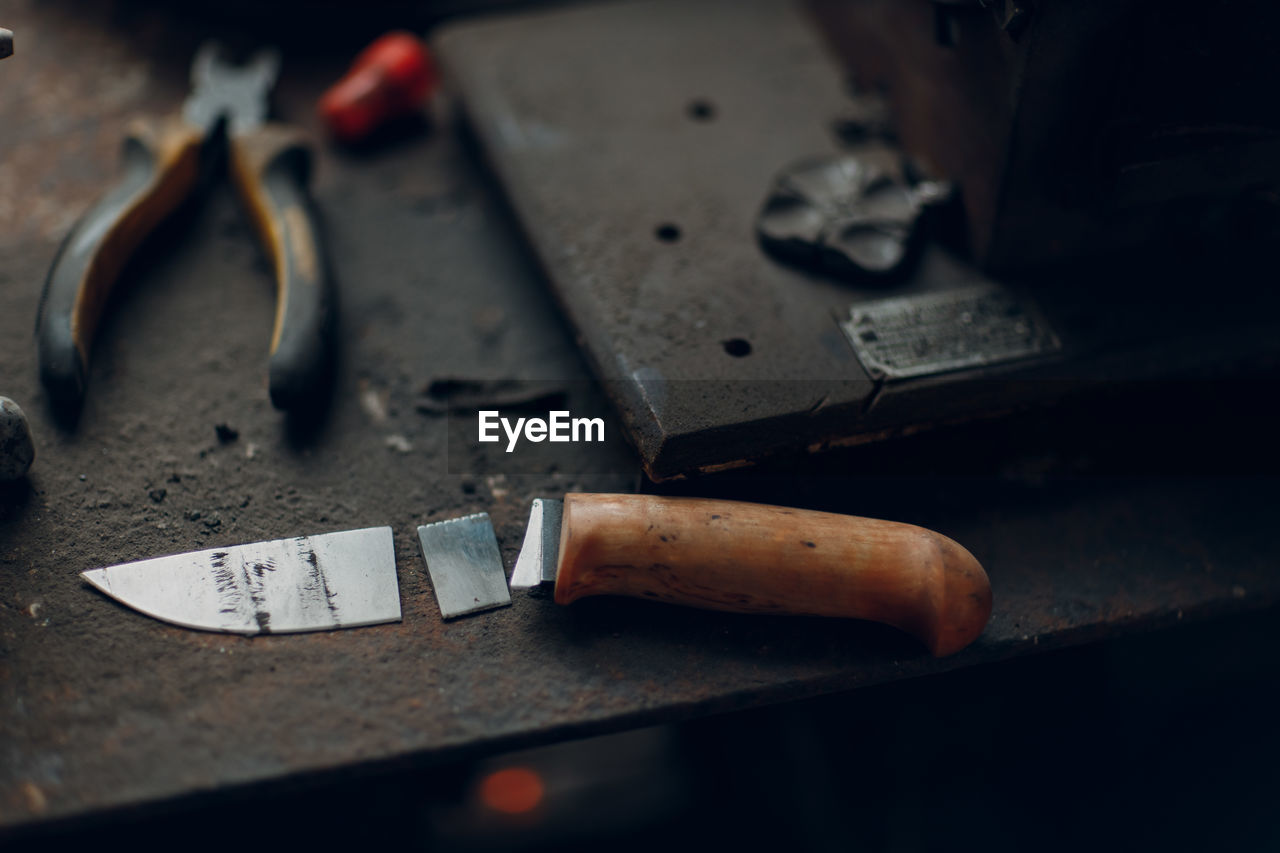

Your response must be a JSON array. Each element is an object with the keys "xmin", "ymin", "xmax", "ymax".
[{"xmin": 2, "ymin": 0, "xmax": 1279, "ymax": 837}]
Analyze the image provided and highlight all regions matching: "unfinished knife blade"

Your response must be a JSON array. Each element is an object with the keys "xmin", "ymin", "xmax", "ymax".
[
  {"xmin": 418, "ymin": 513, "xmax": 512, "ymax": 618},
  {"xmin": 81, "ymin": 527, "xmax": 401, "ymax": 635}
]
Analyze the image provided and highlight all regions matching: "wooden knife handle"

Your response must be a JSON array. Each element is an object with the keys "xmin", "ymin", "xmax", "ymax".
[{"xmin": 554, "ymin": 493, "xmax": 991, "ymax": 657}]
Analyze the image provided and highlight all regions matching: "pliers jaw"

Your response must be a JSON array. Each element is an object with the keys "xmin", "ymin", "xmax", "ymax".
[{"xmin": 183, "ymin": 42, "xmax": 281, "ymax": 139}]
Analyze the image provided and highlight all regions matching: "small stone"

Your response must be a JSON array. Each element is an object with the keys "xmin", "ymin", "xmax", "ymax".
[
  {"xmin": 487, "ymin": 480, "xmax": 509, "ymax": 500},
  {"xmin": 358, "ymin": 380, "xmax": 390, "ymax": 423},
  {"xmin": 0, "ymin": 397, "xmax": 36, "ymax": 482},
  {"xmin": 149, "ymin": 488, "xmax": 167, "ymax": 503},
  {"xmin": 214, "ymin": 423, "xmax": 239, "ymax": 443}
]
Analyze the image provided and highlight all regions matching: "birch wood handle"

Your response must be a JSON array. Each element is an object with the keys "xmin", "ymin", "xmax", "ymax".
[{"xmin": 554, "ymin": 493, "xmax": 991, "ymax": 657}]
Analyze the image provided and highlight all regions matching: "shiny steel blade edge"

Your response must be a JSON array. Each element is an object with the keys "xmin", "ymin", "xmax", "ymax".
[
  {"xmin": 80, "ymin": 527, "xmax": 401, "ymax": 635},
  {"xmin": 509, "ymin": 500, "xmax": 546, "ymax": 588},
  {"xmin": 510, "ymin": 498, "xmax": 563, "ymax": 591}
]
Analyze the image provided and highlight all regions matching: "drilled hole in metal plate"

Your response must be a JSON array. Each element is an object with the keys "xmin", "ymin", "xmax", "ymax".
[
  {"xmin": 655, "ymin": 223, "xmax": 682, "ymax": 243},
  {"xmin": 687, "ymin": 99, "xmax": 716, "ymax": 121},
  {"xmin": 723, "ymin": 338, "xmax": 752, "ymax": 357}
]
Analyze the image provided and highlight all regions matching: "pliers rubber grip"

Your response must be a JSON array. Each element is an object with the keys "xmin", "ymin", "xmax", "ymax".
[{"xmin": 36, "ymin": 110, "xmax": 335, "ymax": 413}]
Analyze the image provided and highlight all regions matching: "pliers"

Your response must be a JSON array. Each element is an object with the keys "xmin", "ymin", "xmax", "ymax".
[{"xmin": 37, "ymin": 43, "xmax": 336, "ymax": 413}]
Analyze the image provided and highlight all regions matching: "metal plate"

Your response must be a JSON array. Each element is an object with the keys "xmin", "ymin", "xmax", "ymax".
[
  {"xmin": 418, "ymin": 513, "xmax": 512, "ymax": 619},
  {"xmin": 434, "ymin": 0, "xmax": 880, "ymax": 481},
  {"xmin": 840, "ymin": 284, "xmax": 1061, "ymax": 381},
  {"xmin": 435, "ymin": 0, "xmax": 1280, "ymax": 480}
]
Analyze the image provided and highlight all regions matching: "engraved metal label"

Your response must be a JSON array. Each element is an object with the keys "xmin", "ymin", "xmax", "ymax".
[{"xmin": 840, "ymin": 284, "xmax": 1061, "ymax": 381}]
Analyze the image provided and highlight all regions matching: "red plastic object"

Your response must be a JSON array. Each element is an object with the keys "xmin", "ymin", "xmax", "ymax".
[{"xmin": 318, "ymin": 32, "xmax": 437, "ymax": 144}]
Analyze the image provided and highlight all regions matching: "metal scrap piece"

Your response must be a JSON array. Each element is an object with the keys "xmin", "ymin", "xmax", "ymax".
[
  {"xmin": 418, "ymin": 513, "xmax": 512, "ymax": 619},
  {"xmin": 757, "ymin": 152, "xmax": 950, "ymax": 281}
]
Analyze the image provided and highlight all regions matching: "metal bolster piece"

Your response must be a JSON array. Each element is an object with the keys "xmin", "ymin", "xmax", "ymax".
[{"xmin": 418, "ymin": 513, "xmax": 512, "ymax": 619}]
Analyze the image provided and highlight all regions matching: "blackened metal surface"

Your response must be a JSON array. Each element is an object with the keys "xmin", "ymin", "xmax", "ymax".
[
  {"xmin": 435, "ymin": 0, "xmax": 1280, "ymax": 482},
  {"xmin": 435, "ymin": 0, "xmax": 880, "ymax": 482},
  {"xmin": 756, "ymin": 151, "xmax": 948, "ymax": 281},
  {"xmin": 3, "ymin": 0, "xmax": 1280, "ymax": 840}
]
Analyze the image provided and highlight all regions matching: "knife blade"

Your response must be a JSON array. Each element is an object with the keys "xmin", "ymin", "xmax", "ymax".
[
  {"xmin": 509, "ymin": 494, "xmax": 991, "ymax": 657},
  {"xmin": 81, "ymin": 526, "xmax": 401, "ymax": 634}
]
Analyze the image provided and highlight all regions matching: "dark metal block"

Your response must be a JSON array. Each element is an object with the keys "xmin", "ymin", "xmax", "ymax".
[{"xmin": 437, "ymin": 0, "xmax": 1280, "ymax": 481}]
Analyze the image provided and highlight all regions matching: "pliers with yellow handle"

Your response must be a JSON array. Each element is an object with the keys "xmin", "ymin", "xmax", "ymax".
[{"xmin": 36, "ymin": 43, "xmax": 335, "ymax": 413}]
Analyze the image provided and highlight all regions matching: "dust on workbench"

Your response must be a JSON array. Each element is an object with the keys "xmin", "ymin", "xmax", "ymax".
[
  {"xmin": 0, "ymin": 0, "xmax": 635, "ymax": 826},
  {"xmin": 4, "ymin": 0, "xmax": 1280, "ymax": 836}
]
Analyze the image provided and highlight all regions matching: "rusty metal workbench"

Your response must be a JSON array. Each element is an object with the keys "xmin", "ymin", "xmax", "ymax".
[{"xmin": 2, "ymin": 0, "xmax": 1280, "ymax": 838}]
